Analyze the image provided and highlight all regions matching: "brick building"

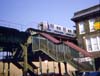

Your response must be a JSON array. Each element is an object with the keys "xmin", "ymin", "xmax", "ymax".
[{"xmin": 71, "ymin": 4, "xmax": 100, "ymax": 71}]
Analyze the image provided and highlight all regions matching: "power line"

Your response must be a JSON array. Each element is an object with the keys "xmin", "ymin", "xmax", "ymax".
[
  {"xmin": 0, "ymin": 19, "xmax": 38, "ymax": 31},
  {"xmin": 0, "ymin": 19, "xmax": 26, "ymax": 26}
]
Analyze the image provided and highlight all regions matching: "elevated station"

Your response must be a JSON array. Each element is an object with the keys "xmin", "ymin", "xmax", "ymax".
[{"xmin": 0, "ymin": 26, "xmax": 94, "ymax": 76}]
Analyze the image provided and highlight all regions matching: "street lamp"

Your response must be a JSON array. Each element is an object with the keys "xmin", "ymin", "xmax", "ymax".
[{"xmin": 44, "ymin": 60, "xmax": 49, "ymax": 75}]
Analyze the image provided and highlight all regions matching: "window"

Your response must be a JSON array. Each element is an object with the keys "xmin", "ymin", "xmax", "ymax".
[
  {"xmin": 50, "ymin": 24, "xmax": 54, "ymax": 29},
  {"xmin": 57, "ymin": 26, "xmax": 61, "ymax": 30},
  {"xmin": 78, "ymin": 22, "xmax": 85, "ymax": 34},
  {"xmin": 85, "ymin": 36, "xmax": 100, "ymax": 52},
  {"xmin": 68, "ymin": 30, "xmax": 72, "ymax": 33},
  {"xmin": 86, "ymin": 38, "xmax": 92, "ymax": 52},
  {"xmin": 97, "ymin": 36, "xmax": 100, "ymax": 50},
  {"xmin": 63, "ymin": 27, "xmax": 66, "ymax": 32},
  {"xmin": 91, "ymin": 37, "xmax": 99, "ymax": 51},
  {"xmin": 88, "ymin": 19, "xmax": 95, "ymax": 32}
]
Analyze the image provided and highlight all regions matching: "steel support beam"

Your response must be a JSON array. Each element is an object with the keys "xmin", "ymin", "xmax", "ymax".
[
  {"xmin": 64, "ymin": 62, "xmax": 69, "ymax": 76},
  {"xmin": 58, "ymin": 62, "xmax": 61, "ymax": 76},
  {"xmin": 21, "ymin": 43, "xmax": 28, "ymax": 76}
]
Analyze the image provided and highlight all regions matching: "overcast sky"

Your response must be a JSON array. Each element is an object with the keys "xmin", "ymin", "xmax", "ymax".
[{"xmin": 0, "ymin": 0, "xmax": 99, "ymax": 30}]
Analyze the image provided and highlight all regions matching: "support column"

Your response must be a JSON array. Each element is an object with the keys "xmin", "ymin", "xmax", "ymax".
[
  {"xmin": 39, "ymin": 56, "xmax": 42, "ymax": 76},
  {"xmin": 8, "ymin": 62, "xmax": 10, "ymax": 76},
  {"xmin": 3, "ymin": 62, "xmax": 5, "ymax": 76},
  {"xmin": 58, "ymin": 62, "xmax": 61, "ymax": 76},
  {"xmin": 3, "ymin": 51, "xmax": 5, "ymax": 76},
  {"xmin": 7, "ymin": 50, "xmax": 10, "ymax": 76},
  {"xmin": 64, "ymin": 62, "xmax": 69, "ymax": 76},
  {"xmin": 53, "ymin": 61, "xmax": 55, "ymax": 75},
  {"xmin": 21, "ymin": 43, "xmax": 28, "ymax": 76}
]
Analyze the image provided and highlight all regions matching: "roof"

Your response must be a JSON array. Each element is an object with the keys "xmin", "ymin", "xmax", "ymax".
[
  {"xmin": 71, "ymin": 4, "xmax": 100, "ymax": 21},
  {"xmin": 39, "ymin": 32, "xmax": 93, "ymax": 57},
  {"xmin": 39, "ymin": 32, "xmax": 61, "ymax": 44},
  {"xmin": 64, "ymin": 41, "xmax": 93, "ymax": 57},
  {"xmin": 0, "ymin": 26, "xmax": 30, "ymax": 44}
]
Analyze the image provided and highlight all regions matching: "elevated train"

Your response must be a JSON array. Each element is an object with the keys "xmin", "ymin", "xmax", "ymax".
[{"xmin": 38, "ymin": 22, "xmax": 76, "ymax": 37}]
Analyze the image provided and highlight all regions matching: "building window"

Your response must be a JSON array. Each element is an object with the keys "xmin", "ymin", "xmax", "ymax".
[
  {"xmin": 91, "ymin": 37, "xmax": 99, "ymax": 51},
  {"xmin": 85, "ymin": 36, "xmax": 100, "ymax": 52},
  {"xmin": 78, "ymin": 22, "xmax": 85, "ymax": 34},
  {"xmin": 97, "ymin": 36, "xmax": 100, "ymax": 50},
  {"xmin": 86, "ymin": 38, "xmax": 92, "ymax": 52},
  {"xmin": 88, "ymin": 19, "xmax": 95, "ymax": 32}
]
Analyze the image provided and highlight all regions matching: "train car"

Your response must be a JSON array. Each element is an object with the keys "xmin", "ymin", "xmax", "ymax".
[
  {"xmin": 38, "ymin": 22, "xmax": 76, "ymax": 37},
  {"xmin": 38, "ymin": 22, "xmax": 49, "ymax": 31}
]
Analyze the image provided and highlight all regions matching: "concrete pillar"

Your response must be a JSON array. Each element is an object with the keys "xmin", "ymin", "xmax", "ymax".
[
  {"xmin": 58, "ymin": 62, "xmax": 61, "ymax": 76},
  {"xmin": 21, "ymin": 44, "xmax": 28, "ymax": 76}
]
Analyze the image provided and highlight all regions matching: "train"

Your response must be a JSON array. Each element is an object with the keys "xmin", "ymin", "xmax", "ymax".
[{"xmin": 38, "ymin": 22, "xmax": 76, "ymax": 37}]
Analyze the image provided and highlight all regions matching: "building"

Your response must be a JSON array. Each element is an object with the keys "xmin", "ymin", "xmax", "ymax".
[{"xmin": 71, "ymin": 4, "xmax": 100, "ymax": 71}]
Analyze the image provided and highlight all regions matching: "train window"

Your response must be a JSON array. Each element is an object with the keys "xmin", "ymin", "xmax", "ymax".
[
  {"xmin": 57, "ymin": 26, "xmax": 61, "ymax": 30},
  {"xmin": 59, "ymin": 27, "xmax": 61, "ymax": 30},
  {"xmin": 38, "ymin": 23, "xmax": 43, "ymax": 30},
  {"xmin": 74, "ymin": 30, "xmax": 76, "ymax": 34},
  {"xmin": 68, "ymin": 30, "xmax": 72, "ymax": 33},
  {"xmin": 50, "ymin": 24, "xmax": 54, "ymax": 28},
  {"xmin": 63, "ymin": 27, "xmax": 66, "ymax": 32},
  {"xmin": 56, "ymin": 26, "xmax": 58, "ymax": 30}
]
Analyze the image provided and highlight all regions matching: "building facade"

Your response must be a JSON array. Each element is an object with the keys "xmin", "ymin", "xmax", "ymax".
[{"xmin": 71, "ymin": 4, "xmax": 100, "ymax": 71}]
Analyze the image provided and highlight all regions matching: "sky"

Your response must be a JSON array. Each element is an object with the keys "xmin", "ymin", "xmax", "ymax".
[{"xmin": 0, "ymin": 0, "xmax": 99, "ymax": 31}]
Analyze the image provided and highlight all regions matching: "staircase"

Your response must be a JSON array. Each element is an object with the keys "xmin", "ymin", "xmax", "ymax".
[{"xmin": 32, "ymin": 33, "xmax": 94, "ymax": 71}]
